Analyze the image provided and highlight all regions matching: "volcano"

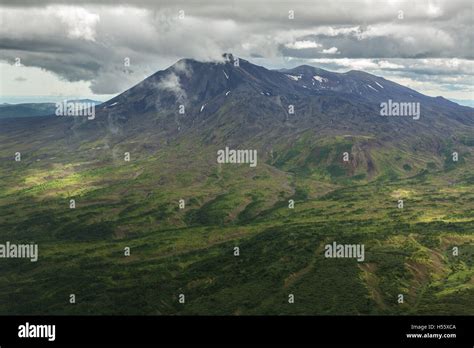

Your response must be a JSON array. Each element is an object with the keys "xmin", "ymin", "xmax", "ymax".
[{"xmin": 0, "ymin": 55, "xmax": 473, "ymax": 316}]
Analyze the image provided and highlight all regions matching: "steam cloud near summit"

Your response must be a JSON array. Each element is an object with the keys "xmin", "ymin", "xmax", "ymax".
[{"xmin": 157, "ymin": 73, "xmax": 187, "ymax": 102}]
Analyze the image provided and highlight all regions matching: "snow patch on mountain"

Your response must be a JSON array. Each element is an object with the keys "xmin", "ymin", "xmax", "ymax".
[
  {"xmin": 286, "ymin": 74, "xmax": 302, "ymax": 81},
  {"xmin": 367, "ymin": 84, "xmax": 378, "ymax": 92},
  {"xmin": 313, "ymin": 75, "xmax": 328, "ymax": 83}
]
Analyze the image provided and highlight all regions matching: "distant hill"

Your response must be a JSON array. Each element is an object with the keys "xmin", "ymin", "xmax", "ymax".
[
  {"xmin": 0, "ymin": 99, "xmax": 102, "ymax": 119},
  {"xmin": 448, "ymin": 98, "xmax": 474, "ymax": 108}
]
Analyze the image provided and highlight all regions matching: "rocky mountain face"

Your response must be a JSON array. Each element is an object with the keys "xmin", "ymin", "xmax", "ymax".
[{"xmin": 1, "ymin": 54, "xmax": 473, "ymax": 180}]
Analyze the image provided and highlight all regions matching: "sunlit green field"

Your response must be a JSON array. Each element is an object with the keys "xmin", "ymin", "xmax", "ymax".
[{"xmin": 0, "ymin": 130, "xmax": 473, "ymax": 315}]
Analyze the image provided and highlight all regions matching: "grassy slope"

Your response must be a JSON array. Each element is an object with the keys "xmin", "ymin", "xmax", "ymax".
[{"xmin": 0, "ymin": 129, "xmax": 473, "ymax": 315}]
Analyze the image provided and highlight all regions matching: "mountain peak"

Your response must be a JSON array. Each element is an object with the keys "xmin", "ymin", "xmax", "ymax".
[
  {"xmin": 222, "ymin": 53, "xmax": 246, "ymax": 66},
  {"xmin": 222, "ymin": 52, "xmax": 235, "ymax": 62},
  {"xmin": 279, "ymin": 64, "xmax": 329, "ymax": 74},
  {"xmin": 293, "ymin": 64, "xmax": 328, "ymax": 73},
  {"xmin": 99, "ymin": 55, "xmax": 471, "ymax": 130},
  {"xmin": 170, "ymin": 53, "xmax": 241, "ymax": 70},
  {"xmin": 345, "ymin": 70, "xmax": 374, "ymax": 77}
]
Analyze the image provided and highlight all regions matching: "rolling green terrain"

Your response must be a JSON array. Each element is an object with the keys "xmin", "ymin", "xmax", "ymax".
[{"xmin": 0, "ymin": 129, "xmax": 472, "ymax": 315}]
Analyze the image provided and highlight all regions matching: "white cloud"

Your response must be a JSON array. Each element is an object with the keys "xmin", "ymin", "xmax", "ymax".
[
  {"xmin": 427, "ymin": 3, "xmax": 443, "ymax": 18},
  {"xmin": 285, "ymin": 40, "xmax": 321, "ymax": 49},
  {"xmin": 310, "ymin": 58, "xmax": 380, "ymax": 70},
  {"xmin": 378, "ymin": 60, "xmax": 404, "ymax": 69},
  {"xmin": 55, "ymin": 6, "xmax": 100, "ymax": 41},
  {"xmin": 322, "ymin": 47, "xmax": 339, "ymax": 54},
  {"xmin": 156, "ymin": 72, "xmax": 186, "ymax": 101},
  {"xmin": 173, "ymin": 60, "xmax": 192, "ymax": 77}
]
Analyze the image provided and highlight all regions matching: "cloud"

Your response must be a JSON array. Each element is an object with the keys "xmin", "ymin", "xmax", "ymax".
[
  {"xmin": 55, "ymin": 6, "xmax": 100, "ymax": 41},
  {"xmin": 173, "ymin": 59, "xmax": 192, "ymax": 77},
  {"xmin": 285, "ymin": 40, "xmax": 321, "ymax": 49},
  {"xmin": 309, "ymin": 58, "xmax": 390, "ymax": 70},
  {"xmin": 378, "ymin": 60, "xmax": 404, "ymax": 69},
  {"xmin": 156, "ymin": 72, "xmax": 186, "ymax": 102},
  {"xmin": 0, "ymin": 0, "xmax": 472, "ymax": 99},
  {"xmin": 322, "ymin": 47, "xmax": 339, "ymax": 54}
]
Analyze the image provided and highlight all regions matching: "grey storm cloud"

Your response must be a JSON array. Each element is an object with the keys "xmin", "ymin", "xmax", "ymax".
[{"xmin": 0, "ymin": 0, "xmax": 472, "ymax": 95}]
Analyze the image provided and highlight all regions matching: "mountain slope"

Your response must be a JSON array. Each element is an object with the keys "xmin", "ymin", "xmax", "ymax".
[
  {"xmin": 0, "ymin": 55, "xmax": 473, "ymax": 315},
  {"xmin": 1, "ymin": 55, "xmax": 472, "ymax": 182},
  {"xmin": 54, "ymin": 54, "xmax": 471, "ymax": 182}
]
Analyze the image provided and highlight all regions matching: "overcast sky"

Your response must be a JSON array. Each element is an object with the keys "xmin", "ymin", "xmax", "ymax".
[{"xmin": 0, "ymin": 0, "xmax": 473, "ymax": 103}]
